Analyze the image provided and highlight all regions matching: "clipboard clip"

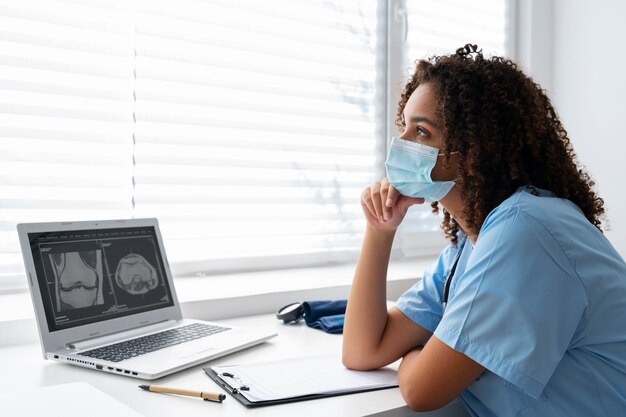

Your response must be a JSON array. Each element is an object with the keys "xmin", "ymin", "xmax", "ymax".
[{"xmin": 220, "ymin": 372, "xmax": 250, "ymax": 394}]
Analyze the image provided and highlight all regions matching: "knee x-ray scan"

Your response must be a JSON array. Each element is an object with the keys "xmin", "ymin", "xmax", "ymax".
[
  {"xmin": 33, "ymin": 227, "xmax": 173, "ymax": 332},
  {"xmin": 115, "ymin": 253, "xmax": 158, "ymax": 295},
  {"xmin": 50, "ymin": 251, "xmax": 104, "ymax": 311}
]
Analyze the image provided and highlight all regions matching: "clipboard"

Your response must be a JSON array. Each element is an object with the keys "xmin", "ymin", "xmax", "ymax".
[{"xmin": 203, "ymin": 355, "xmax": 399, "ymax": 408}]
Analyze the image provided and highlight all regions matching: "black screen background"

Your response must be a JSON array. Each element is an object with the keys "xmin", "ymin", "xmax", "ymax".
[{"xmin": 29, "ymin": 226, "xmax": 174, "ymax": 332}]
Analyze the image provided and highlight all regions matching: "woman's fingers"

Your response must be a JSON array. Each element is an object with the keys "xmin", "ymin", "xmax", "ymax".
[
  {"xmin": 361, "ymin": 185, "xmax": 379, "ymax": 224},
  {"xmin": 361, "ymin": 179, "xmax": 424, "ymax": 228},
  {"xmin": 361, "ymin": 181, "xmax": 389, "ymax": 224},
  {"xmin": 397, "ymin": 196, "xmax": 425, "ymax": 214},
  {"xmin": 369, "ymin": 182, "xmax": 384, "ymax": 222},
  {"xmin": 380, "ymin": 179, "xmax": 391, "ymax": 220},
  {"xmin": 385, "ymin": 180, "xmax": 400, "ymax": 209},
  {"xmin": 383, "ymin": 179, "xmax": 424, "ymax": 215}
]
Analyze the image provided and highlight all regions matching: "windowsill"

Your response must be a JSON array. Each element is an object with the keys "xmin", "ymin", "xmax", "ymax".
[
  {"xmin": 174, "ymin": 258, "xmax": 430, "ymax": 302},
  {"xmin": 0, "ymin": 257, "xmax": 433, "ymax": 346}
]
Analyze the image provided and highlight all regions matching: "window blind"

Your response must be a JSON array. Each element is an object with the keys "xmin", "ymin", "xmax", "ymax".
[
  {"xmin": 131, "ymin": 0, "xmax": 383, "ymax": 275},
  {"xmin": 405, "ymin": 0, "xmax": 508, "ymax": 66},
  {"xmin": 395, "ymin": 0, "xmax": 510, "ymax": 257},
  {"xmin": 0, "ymin": 0, "xmax": 135, "ymax": 287},
  {"xmin": 0, "ymin": 0, "xmax": 512, "ymax": 288}
]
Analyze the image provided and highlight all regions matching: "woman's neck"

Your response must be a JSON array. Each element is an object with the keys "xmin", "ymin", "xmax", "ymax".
[{"xmin": 439, "ymin": 187, "xmax": 477, "ymax": 244}]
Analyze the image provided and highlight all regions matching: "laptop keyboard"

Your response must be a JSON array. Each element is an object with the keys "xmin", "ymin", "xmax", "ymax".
[{"xmin": 78, "ymin": 323, "xmax": 230, "ymax": 363}]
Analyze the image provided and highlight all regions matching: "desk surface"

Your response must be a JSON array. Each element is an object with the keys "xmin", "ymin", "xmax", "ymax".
[{"xmin": 0, "ymin": 313, "xmax": 468, "ymax": 417}]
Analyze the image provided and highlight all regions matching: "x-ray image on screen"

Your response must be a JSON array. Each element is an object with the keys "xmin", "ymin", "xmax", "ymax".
[
  {"xmin": 101, "ymin": 237, "xmax": 169, "ymax": 310},
  {"xmin": 30, "ymin": 226, "xmax": 174, "ymax": 332},
  {"xmin": 49, "ymin": 250, "xmax": 104, "ymax": 311},
  {"xmin": 115, "ymin": 253, "xmax": 158, "ymax": 295}
]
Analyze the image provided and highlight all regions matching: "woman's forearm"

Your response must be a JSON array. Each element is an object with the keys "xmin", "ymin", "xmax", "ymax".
[{"xmin": 342, "ymin": 225, "xmax": 396, "ymax": 369}]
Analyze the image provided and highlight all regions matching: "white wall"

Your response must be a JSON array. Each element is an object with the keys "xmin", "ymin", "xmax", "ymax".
[
  {"xmin": 518, "ymin": 0, "xmax": 626, "ymax": 257},
  {"xmin": 551, "ymin": 0, "xmax": 626, "ymax": 256}
]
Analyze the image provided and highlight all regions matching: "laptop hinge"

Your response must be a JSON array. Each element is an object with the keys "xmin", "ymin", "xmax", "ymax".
[{"xmin": 66, "ymin": 319, "xmax": 178, "ymax": 350}]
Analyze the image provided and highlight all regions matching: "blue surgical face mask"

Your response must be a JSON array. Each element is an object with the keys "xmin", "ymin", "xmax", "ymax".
[{"xmin": 385, "ymin": 137, "xmax": 457, "ymax": 202}]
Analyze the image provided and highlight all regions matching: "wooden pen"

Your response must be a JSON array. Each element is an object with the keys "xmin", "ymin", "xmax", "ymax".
[{"xmin": 139, "ymin": 384, "xmax": 226, "ymax": 403}]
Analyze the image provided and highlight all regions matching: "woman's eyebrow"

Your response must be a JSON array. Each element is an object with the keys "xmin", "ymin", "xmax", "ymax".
[{"xmin": 410, "ymin": 116, "xmax": 439, "ymax": 128}]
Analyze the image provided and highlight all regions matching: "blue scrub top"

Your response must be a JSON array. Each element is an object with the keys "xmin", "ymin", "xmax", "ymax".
[{"xmin": 395, "ymin": 186, "xmax": 626, "ymax": 417}]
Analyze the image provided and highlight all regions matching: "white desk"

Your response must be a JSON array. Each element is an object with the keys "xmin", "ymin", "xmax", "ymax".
[{"xmin": 0, "ymin": 313, "xmax": 469, "ymax": 417}]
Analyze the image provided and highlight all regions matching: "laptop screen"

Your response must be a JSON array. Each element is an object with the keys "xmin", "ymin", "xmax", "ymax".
[{"xmin": 28, "ymin": 226, "xmax": 174, "ymax": 332}]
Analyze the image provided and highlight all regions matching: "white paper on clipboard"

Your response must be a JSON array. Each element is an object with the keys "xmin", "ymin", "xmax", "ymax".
[{"xmin": 210, "ymin": 355, "xmax": 398, "ymax": 402}]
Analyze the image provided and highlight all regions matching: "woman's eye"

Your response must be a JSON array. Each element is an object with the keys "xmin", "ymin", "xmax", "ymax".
[{"xmin": 416, "ymin": 127, "xmax": 428, "ymax": 137}]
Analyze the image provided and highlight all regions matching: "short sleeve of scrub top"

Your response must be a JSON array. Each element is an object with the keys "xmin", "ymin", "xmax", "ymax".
[
  {"xmin": 395, "ymin": 236, "xmax": 468, "ymax": 334},
  {"xmin": 433, "ymin": 204, "xmax": 587, "ymax": 399}
]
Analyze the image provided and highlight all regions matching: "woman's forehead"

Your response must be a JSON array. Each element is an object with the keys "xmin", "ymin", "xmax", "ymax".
[{"xmin": 404, "ymin": 84, "xmax": 440, "ymax": 127}]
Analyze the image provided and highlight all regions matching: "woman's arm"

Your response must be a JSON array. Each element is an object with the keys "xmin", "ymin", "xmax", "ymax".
[
  {"xmin": 342, "ymin": 180, "xmax": 431, "ymax": 370},
  {"xmin": 398, "ymin": 336, "xmax": 484, "ymax": 411}
]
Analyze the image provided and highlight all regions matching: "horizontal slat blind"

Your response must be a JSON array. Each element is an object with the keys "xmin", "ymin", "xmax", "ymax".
[
  {"xmin": 396, "ymin": 0, "xmax": 509, "ymax": 256},
  {"xmin": 132, "ymin": 0, "xmax": 382, "ymax": 275},
  {"xmin": 406, "ymin": 0, "xmax": 508, "ymax": 65},
  {"xmin": 0, "ymin": 0, "xmax": 135, "ymax": 286},
  {"xmin": 0, "ymin": 0, "xmax": 512, "ymax": 287}
]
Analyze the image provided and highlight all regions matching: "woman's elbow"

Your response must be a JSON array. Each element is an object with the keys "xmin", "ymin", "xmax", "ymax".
[
  {"xmin": 404, "ymin": 395, "xmax": 442, "ymax": 413},
  {"xmin": 342, "ymin": 340, "xmax": 372, "ymax": 370},
  {"xmin": 400, "ymin": 382, "xmax": 449, "ymax": 412},
  {"xmin": 342, "ymin": 351, "xmax": 376, "ymax": 371},
  {"xmin": 341, "ymin": 353, "xmax": 358, "ymax": 370},
  {"xmin": 341, "ymin": 345, "xmax": 385, "ymax": 371}
]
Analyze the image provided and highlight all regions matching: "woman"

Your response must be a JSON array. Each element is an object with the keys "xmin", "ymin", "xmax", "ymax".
[{"xmin": 342, "ymin": 44, "xmax": 626, "ymax": 416}]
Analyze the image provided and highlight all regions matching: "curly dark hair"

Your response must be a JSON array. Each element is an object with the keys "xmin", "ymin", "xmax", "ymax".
[{"xmin": 396, "ymin": 44, "xmax": 605, "ymax": 245}]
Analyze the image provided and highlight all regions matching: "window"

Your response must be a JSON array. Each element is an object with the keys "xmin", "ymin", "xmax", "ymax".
[
  {"xmin": 394, "ymin": 0, "xmax": 511, "ymax": 256},
  {"xmin": 0, "ymin": 0, "xmax": 135, "ymax": 289},
  {"xmin": 405, "ymin": 0, "xmax": 509, "ymax": 64},
  {"xmin": 0, "ymin": 0, "xmax": 512, "ymax": 290}
]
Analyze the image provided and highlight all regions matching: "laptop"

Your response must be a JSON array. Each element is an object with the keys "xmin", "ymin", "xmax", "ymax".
[{"xmin": 17, "ymin": 218, "xmax": 277, "ymax": 380}]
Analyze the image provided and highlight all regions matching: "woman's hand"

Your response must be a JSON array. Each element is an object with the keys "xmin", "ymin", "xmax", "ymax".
[
  {"xmin": 344, "ymin": 180, "xmax": 429, "ymax": 372},
  {"xmin": 361, "ymin": 178, "xmax": 424, "ymax": 231}
]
